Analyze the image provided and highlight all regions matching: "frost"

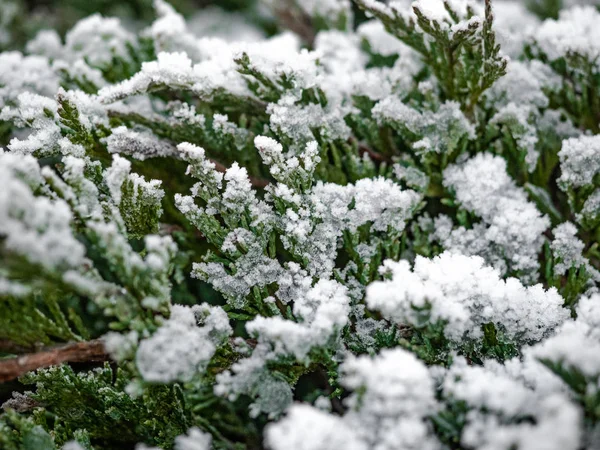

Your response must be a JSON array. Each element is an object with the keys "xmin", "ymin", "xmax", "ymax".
[
  {"xmin": 441, "ymin": 153, "xmax": 550, "ymax": 279},
  {"xmin": 64, "ymin": 14, "xmax": 136, "ymax": 67},
  {"xmin": 373, "ymin": 98, "xmax": 475, "ymax": 154},
  {"xmin": 535, "ymin": 6, "xmax": 600, "ymax": 62},
  {"xmin": 1, "ymin": 0, "xmax": 599, "ymax": 447},
  {"xmin": 25, "ymin": 29, "xmax": 63, "ymax": 59},
  {"xmin": 174, "ymin": 427, "xmax": 212, "ymax": 450},
  {"xmin": 442, "ymin": 357, "xmax": 582, "ymax": 450},
  {"xmin": 558, "ymin": 135, "xmax": 600, "ymax": 189},
  {"xmin": 246, "ymin": 279, "xmax": 350, "ymax": 360},
  {"xmin": 267, "ymin": 349, "xmax": 440, "ymax": 450},
  {"xmin": 489, "ymin": 103, "xmax": 539, "ymax": 170},
  {"xmin": 266, "ymin": 404, "xmax": 366, "ymax": 450},
  {"xmin": 487, "ymin": 61, "xmax": 552, "ymax": 110},
  {"xmin": 136, "ymin": 304, "xmax": 231, "ymax": 383},
  {"xmin": 358, "ymin": 19, "xmax": 414, "ymax": 57},
  {"xmin": 98, "ymin": 52, "xmax": 197, "ymax": 103},
  {"xmin": 311, "ymin": 177, "xmax": 420, "ymax": 234},
  {"xmin": 550, "ymin": 222, "xmax": 587, "ymax": 276},
  {"xmin": 366, "ymin": 252, "xmax": 568, "ymax": 344},
  {"xmin": 0, "ymin": 152, "xmax": 87, "ymax": 274},
  {"xmin": 0, "ymin": 92, "xmax": 61, "ymax": 156},
  {"xmin": 105, "ymin": 126, "xmax": 177, "ymax": 160},
  {"xmin": 268, "ymin": 95, "xmax": 352, "ymax": 145},
  {"xmin": 492, "ymin": 1, "xmax": 540, "ymax": 58},
  {"xmin": 215, "ymin": 343, "xmax": 294, "ymax": 418},
  {"xmin": 0, "ymin": 52, "xmax": 59, "ymax": 107}
]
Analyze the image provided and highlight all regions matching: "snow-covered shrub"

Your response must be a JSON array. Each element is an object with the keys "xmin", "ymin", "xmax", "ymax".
[{"xmin": 0, "ymin": 0, "xmax": 599, "ymax": 449}]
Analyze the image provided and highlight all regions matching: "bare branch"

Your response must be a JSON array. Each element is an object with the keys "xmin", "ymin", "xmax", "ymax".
[{"xmin": 0, "ymin": 340, "xmax": 109, "ymax": 383}]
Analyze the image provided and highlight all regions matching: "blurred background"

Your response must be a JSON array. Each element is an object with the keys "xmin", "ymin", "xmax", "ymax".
[
  {"xmin": 2, "ymin": 0, "xmax": 593, "ymax": 53},
  {"xmin": 0, "ymin": 0, "xmax": 267, "ymax": 51}
]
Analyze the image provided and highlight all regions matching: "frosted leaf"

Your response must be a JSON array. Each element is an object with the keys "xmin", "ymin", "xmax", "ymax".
[
  {"xmin": 215, "ymin": 343, "xmax": 293, "ymax": 418},
  {"xmin": 442, "ymin": 153, "xmax": 550, "ymax": 279},
  {"xmin": 558, "ymin": 135, "xmax": 600, "ymax": 189},
  {"xmin": 62, "ymin": 155, "xmax": 102, "ymax": 219},
  {"xmin": 373, "ymin": 98, "xmax": 475, "ymax": 155},
  {"xmin": 212, "ymin": 113, "xmax": 251, "ymax": 149},
  {"xmin": 222, "ymin": 163, "xmax": 259, "ymax": 215},
  {"xmin": 103, "ymin": 330, "xmax": 139, "ymax": 363},
  {"xmin": 1, "ymin": 92, "xmax": 61, "ymax": 156},
  {"xmin": 366, "ymin": 251, "xmax": 568, "ymax": 344},
  {"xmin": 393, "ymin": 164, "xmax": 429, "ymax": 191},
  {"xmin": 311, "ymin": 177, "xmax": 420, "ymax": 233},
  {"xmin": 100, "ymin": 32, "xmax": 313, "ymax": 106},
  {"xmin": 255, "ymin": 136, "xmax": 320, "ymax": 187},
  {"xmin": 103, "ymin": 154, "xmax": 164, "ymax": 236},
  {"xmin": 358, "ymin": 19, "xmax": 413, "ymax": 57},
  {"xmin": 274, "ymin": 262, "xmax": 313, "ymax": 305},
  {"xmin": 105, "ymin": 126, "xmax": 177, "ymax": 160},
  {"xmin": 265, "ymin": 404, "xmax": 367, "ymax": 450},
  {"xmin": 535, "ymin": 6, "xmax": 600, "ymax": 62},
  {"xmin": 98, "ymin": 52, "xmax": 196, "ymax": 103},
  {"xmin": 64, "ymin": 14, "xmax": 136, "ymax": 67},
  {"xmin": 136, "ymin": 304, "xmax": 230, "ymax": 383},
  {"xmin": 532, "ymin": 318, "xmax": 600, "ymax": 378},
  {"xmin": 178, "ymin": 142, "xmax": 224, "ymax": 198},
  {"xmin": 174, "ymin": 427, "xmax": 212, "ymax": 450},
  {"xmin": 25, "ymin": 29, "xmax": 63, "ymax": 59},
  {"xmin": 0, "ymin": 152, "xmax": 86, "ymax": 273},
  {"xmin": 580, "ymin": 188, "xmax": 600, "ymax": 225},
  {"xmin": 168, "ymin": 101, "xmax": 206, "ymax": 126},
  {"xmin": 550, "ymin": 222, "xmax": 587, "ymax": 276},
  {"xmin": 58, "ymin": 88, "xmax": 109, "ymax": 130},
  {"xmin": 492, "ymin": 1, "xmax": 540, "ymax": 59},
  {"xmin": 104, "ymin": 154, "xmax": 133, "ymax": 204},
  {"xmin": 486, "ymin": 61, "xmax": 550, "ymax": 109},
  {"xmin": 271, "ymin": 177, "xmax": 419, "ymax": 277},
  {"xmin": 246, "ymin": 279, "xmax": 350, "ymax": 360},
  {"xmin": 266, "ymin": 349, "xmax": 440, "ymax": 450},
  {"xmin": 193, "ymin": 252, "xmax": 282, "ymax": 309},
  {"xmin": 442, "ymin": 357, "xmax": 582, "ymax": 450},
  {"xmin": 0, "ymin": 52, "xmax": 59, "ymax": 107},
  {"xmin": 489, "ymin": 103, "xmax": 539, "ymax": 171},
  {"xmin": 267, "ymin": 95, "xmax": 352, "ymax": 146}
]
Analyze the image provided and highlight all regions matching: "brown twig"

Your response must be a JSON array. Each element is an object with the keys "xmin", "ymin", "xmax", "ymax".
[
  {"xmin": 0, "ymin": 340, "xmax": 109, "ymax": 383},
  {"xmin": 272, "ymin": 2, "xmax": 316, "ymax": 47},
  {"xmin": 349, "ymin": 138, "xmax": 393, "ymax": 164}
]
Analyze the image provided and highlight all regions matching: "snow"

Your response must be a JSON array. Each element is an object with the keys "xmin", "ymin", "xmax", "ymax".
[
  {"xmin": 558, "ymin": 135, "xmax": 600, "ymax": 189},
  {"xmin": 136, "ymin": 304, "xmax": 231, "ymax": 383},
  {"xmin": 440, "ymin": 153, "xmax": 550, "ymax": 279},
  {"xmin": 366, "ymin": 251, "xmax": 568, "ymax": 343}
]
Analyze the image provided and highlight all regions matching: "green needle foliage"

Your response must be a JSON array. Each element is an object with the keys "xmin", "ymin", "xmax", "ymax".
[{"xmin": 0, "ymin": 0, "xmax": 599, "ymax": 449}]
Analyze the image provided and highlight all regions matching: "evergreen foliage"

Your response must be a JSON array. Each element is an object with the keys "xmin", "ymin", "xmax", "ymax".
[{"xmin": 0, "ymin": 0, "xmax": 600, "ymax": 449}]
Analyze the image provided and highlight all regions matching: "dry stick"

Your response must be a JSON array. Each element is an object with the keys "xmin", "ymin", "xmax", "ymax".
[
  {"xmin": 273, "ymin": 3, "xmax": 316, "ymax": 47},
  {"xmin": 0, "ymin": 340, "xmax": 109, "ymax": 383}
]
